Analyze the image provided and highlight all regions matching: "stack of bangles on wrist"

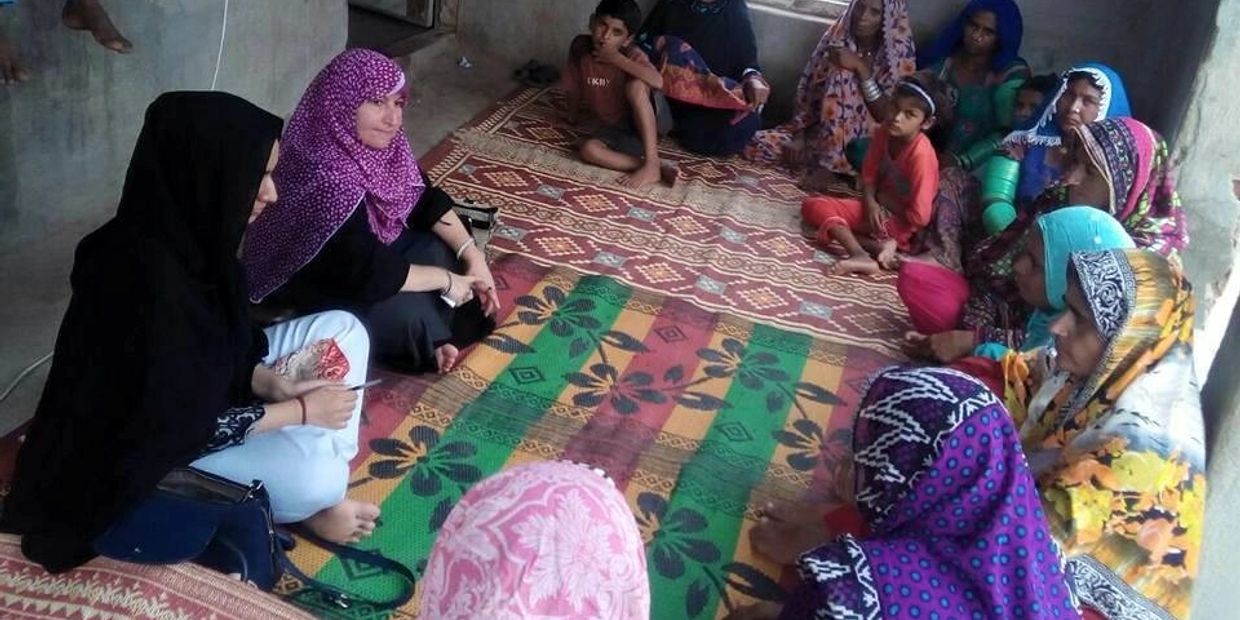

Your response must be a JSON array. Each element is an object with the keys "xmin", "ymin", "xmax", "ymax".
[{"xmin": 861, "ymin": 78, "xmax": 883, "ymax": 103}]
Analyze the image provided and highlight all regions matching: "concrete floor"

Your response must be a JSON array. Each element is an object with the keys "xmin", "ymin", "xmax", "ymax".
[{"xmin": 0, "ymin": 34, "xmax": 513, "ymax": 437}]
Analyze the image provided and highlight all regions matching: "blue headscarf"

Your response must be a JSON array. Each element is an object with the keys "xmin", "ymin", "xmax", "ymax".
[
  {"xmin": 1002, "ymin": 62, "xmax": 1132, "ymax": 148},
  {"xmin": 917, "ymin": 0, "xmax": 1024, "ymax": 73},
  {"xmin": 975, "ymin": 206, "xmax": 1134, "ymax": 359}
]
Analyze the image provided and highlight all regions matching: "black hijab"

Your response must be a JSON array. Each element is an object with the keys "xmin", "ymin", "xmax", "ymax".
[
  {"xmin": 639, "ymin": 0, "xmax": 760, "ymax": 80},
  {"xmin": 0, "ymin": 92, "xmax": 283, "ymax": 572}
]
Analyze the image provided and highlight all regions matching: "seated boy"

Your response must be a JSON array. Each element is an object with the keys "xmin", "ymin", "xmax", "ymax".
[
  {"xmin": 563, "ymin": 0, "xmax": 676, "ymax": 189},
  {"xmin": 1013, "ymin": 73, "xmax": 1059, "ymax": 128},
  {"xmin": 801, "ymin": 75, "xmax": 950, "ymax": 276}
]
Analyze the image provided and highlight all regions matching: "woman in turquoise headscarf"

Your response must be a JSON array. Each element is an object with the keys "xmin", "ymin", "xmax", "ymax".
[
  {"xmin": 979, "ymin": 62, "xmax": 1131, "ymax": 233},
  {"xmin": 903, "ymin": 206, "xmax": 1133, "ymax": 363}
]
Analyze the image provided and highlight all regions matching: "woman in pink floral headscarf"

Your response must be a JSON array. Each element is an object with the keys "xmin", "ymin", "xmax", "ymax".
[
  {"xmin": 744, "ymin": 0, "xmax": 915, "ymax": 187},
  {"xmin": 420, "ymin": 461, "xmax": 651, "ymax": 619},
  {"xmin": 243, "ymin": 49, "xmax": 498, "ymax": 374}
]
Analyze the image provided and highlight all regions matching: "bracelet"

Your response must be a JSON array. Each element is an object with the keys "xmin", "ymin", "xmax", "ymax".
[
  {"xmin": 454, "ymin": 237, "xmax": 476, "ymax": 260},
  {"xmin": 295, "ymin": 395, "xmax": 307, "ymax": 425},
  {"xmin": 441, "ymin": 269, "xmax": 453, "ymax": 295},
  {"xmin": 861, "ymin": 78, "xmax": 882, "ymax": 103}
]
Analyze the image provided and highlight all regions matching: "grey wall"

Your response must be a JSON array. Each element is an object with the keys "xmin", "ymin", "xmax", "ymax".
[
  {"xmin": 0, "ymin": 0, "xmax": 347, "ymax": 252},
  {"xmin": 1184, "ymin": 2, "xmax": 1240, "ymax": 613}
]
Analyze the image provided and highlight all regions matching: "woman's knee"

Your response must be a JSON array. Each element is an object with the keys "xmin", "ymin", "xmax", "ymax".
[
  {"xmin": 315, "ymin": 310, "xmax": 370, "ymax": 359},
  {"xmin": 269, "ymin": 456, "xmax": 349, "ymax": 523}
]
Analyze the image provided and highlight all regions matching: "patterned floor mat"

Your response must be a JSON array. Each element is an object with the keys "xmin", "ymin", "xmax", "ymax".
[
  {"xmin": 281, "ymin": 254, "xmax": 893, "ymax": 619},
  {"xmin": 422, "ymin": 87, "xmax": 912, "ymax": 357}
]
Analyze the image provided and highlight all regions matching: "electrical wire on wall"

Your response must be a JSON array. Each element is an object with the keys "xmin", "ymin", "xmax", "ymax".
[
  {"xmin": 210, "ymin": 0, "xmax": 229, "ymax": 90},
  {"xmin": 2, "ymin": 0, "xmax": 232, "ymax": 408}
]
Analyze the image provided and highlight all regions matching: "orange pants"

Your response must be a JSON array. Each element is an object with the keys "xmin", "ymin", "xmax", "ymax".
[{"xmin": 802, "ymin": 195, "xmax": 914, "ymax": 250}]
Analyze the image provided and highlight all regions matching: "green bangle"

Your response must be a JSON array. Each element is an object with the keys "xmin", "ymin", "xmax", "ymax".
[
  {"xmin": 982, "ymin": 156, "xmax": 1021, "ymax": 205},
  {"xmin": 982, "ymin": 202, "xmax": 1018, "ymax": 235}
]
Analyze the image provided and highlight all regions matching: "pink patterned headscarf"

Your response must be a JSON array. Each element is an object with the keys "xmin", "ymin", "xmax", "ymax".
[
  {"xmin": 420, "ymin": 461, "xmax": 650, "ymax": 619},
  {"xmin": 243, "ymin": 49, "xmax": 425, "ymax": 302}
]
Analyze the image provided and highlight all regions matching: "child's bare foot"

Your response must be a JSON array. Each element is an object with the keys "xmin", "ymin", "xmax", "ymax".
[
  {"xmin": 618, "ymin": 162, "xmax": 661, "ymax": 189},
  {"xmin": 62, "ymin": 0, "xmax": 132, "ymax": 53},
  {"xmin": 876, "ymin": 240, "xmax": 899, "ymax": 270},
  {"xmin": 832, "ymin": 254, "xmax": 881, "ymax": 276},
  {"xmin": 304, "ymin": 498, "xmax": 381, "ymax": 544},
  {"xmin": 750, "ymin": 502, "xmax": 832, "ymax": 566},
  {"xmin": 0, "ymin": 34, "xmax": 30, "ymax": 85},
  {"xmin": 435, "ymin": 343, "xmax": 460, "ymax": 374},
  {"xmin": 660, "ymin": 161, "xmax": 680, "ymax": 186}
]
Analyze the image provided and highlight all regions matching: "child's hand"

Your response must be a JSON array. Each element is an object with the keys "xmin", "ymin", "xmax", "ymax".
[
  {"xmin": 593, "ymin": 43, "xmax": 624, "ymax": 65},
  {"xmin": 864, "ymin": 200, "xmax": 885, "ymax": 236}
]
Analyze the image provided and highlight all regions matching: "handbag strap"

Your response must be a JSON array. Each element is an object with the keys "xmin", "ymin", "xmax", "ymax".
[{"xmin": 278, "ymin": 527, "xmax": 417, "ymax": 612}]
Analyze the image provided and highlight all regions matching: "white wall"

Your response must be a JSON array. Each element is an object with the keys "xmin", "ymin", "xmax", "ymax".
[{"xmin": 0, "ymin": 0, "xmax": 348, "ymax": 252}]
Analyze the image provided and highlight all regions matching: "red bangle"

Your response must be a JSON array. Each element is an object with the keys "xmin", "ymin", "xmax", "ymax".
[{"xmin": 295, "ymin": 395, "xmax": 307, "ymax": 425}]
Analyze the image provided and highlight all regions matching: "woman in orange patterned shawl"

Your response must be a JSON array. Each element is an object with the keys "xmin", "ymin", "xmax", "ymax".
[
  {"xmin": 1002, "ymin": 248, "xmax": 1205, "ymax": 619},
  {"xmin": 744, "ymin": 0, "xmax": 915, "ymax": 183}
]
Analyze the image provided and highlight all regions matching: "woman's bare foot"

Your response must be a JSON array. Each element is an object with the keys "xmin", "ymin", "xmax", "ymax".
[
  {"xmin": 750, "ymin": 502, "xmax": 832, "ymax": 566},
  {"xmin": 62, "ymin": 0, "xmax": 132, "ymax": 53},
  {"xmin": 435, "ymin": 343, "xmax": 460, "ymax": 374},
  {"xmin": 304, "ymin": 498, "xmax": 381, "ymax": 544},
  {"xmin": 0, "ymin": 33, "xmax": 30, "ymax": 85},
  {"xmin": 618, "ymin": 162, "xmax": 661, "ymax": 189},
  {"xmin": 660, "ymin": 161, "xmax": 680, "ymax": 187},
  {"xmin": 781, "ymin": 136, "xmax": 805, "ymax": 166},
  {"xmin": 724, "ymin": 602, "xmax": 785, "ymax": 620},
  {"xmin": 831, "ymin": 254, "xmax": 881, "ymax": 276},
  {"xmin": 902, "ymin": 331, "xmax": 932, "ymax": 358}
]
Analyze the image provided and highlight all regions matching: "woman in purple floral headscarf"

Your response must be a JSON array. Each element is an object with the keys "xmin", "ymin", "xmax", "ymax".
[
  {"xmin": 730, "ymin": 366, "xmax": 1081, "ymax": 620},
  {"xmin": 243, "ymin": 49, "xmax": 497, "ymax": 374}
]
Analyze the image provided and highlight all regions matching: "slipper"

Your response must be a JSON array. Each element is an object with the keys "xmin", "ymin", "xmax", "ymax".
[
  {"xmin": 528, "ymin": 63, "xmax": 561, "ymax": 88},
  {"xmin": 513, "ymin": 59, "xmax": 560, "ymax": 88},
  {"xmin": 511, "ymin": 59, "xmax": 540, "ymax": 85}
]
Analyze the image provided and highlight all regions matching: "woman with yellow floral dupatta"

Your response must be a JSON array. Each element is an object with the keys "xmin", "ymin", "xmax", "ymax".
[{"xmin": 1002, "ymin": 248, "xmax": 1205, "ymax": 619}]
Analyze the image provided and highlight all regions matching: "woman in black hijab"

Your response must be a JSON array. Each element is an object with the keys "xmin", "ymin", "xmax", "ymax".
[{"xmin": 1, "ymin": 91, "xmax": 379, "ymax": 574}]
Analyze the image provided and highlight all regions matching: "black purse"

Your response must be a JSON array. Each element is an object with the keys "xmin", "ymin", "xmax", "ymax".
[{"xmin": 94, "ymin": 467, "xmax": 415, "ymax": 612}]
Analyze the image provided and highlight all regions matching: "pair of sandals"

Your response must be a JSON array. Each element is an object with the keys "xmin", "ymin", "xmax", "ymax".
[{"xmin": 512, "ymin": 59, "xmax": 560, "ymax": 88}]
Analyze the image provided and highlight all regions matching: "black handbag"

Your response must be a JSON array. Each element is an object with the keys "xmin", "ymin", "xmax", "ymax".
[{"xmin": 94, "ymin": 467, "xmax": 415, "ymax": 612}]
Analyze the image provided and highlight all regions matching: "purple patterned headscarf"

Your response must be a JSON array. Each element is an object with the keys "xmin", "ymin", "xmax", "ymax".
[
  {"xmin": 781, "ymin": 367, "xmax": 1081, "ymax": 619},
  {"xmin": 243, "ymin": 49, "xmax": 425, "ymax": 302}
]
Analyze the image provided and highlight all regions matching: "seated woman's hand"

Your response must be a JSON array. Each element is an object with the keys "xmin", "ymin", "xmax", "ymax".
[
  {"xmin": 929, "ymin": 330, "xmax": 976, "ymax": 363},
  {"xmin": 743, "ymin": 74, "xmax": 770, "ymax": 112},
  {"xmin": 445, "ymin": 271, "xmax": 483, "ymax": 307},
  {"xmin": 463, "ymin": 255, "xmax": 501, "ymax": 317},
  {"xmin": 302, "ymin": 384, "xmax": 357, "ymax": 430},
  {"xmin": 830, "ymin": 47, "xmax": 871, "ymax": 77},
  {"xmin": 286, "ymin": 378, "xmax": 342, "ymax": 400}
]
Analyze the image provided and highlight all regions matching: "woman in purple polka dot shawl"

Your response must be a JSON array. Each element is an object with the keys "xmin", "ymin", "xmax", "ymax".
[
  {"xmin": 731, "ymin": 367, "xmax": 1081, "ymax": 620},
  {"xmin": 243, "ymin": 49, "xmax": 497, "ymax": 374}
]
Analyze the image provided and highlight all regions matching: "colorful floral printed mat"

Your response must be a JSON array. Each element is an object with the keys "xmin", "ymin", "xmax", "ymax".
[{"xmin": 277, "ymin": 253, "xmax": 896, "ymax": 618}]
